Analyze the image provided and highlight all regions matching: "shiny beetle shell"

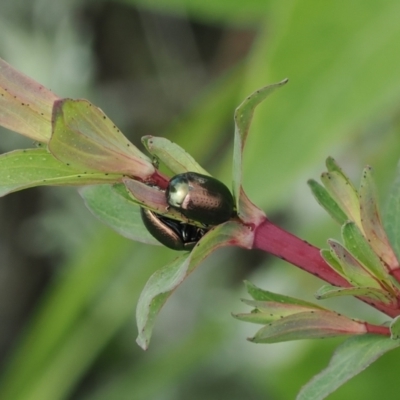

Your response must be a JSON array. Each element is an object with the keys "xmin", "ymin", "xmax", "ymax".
[
  {"xmin": 140, "ymin": 208, "xmax": 206, "ymax": 251},
  {"xmin": 166, "ymin": 172, "xmax": 234, "ymax": 226}
]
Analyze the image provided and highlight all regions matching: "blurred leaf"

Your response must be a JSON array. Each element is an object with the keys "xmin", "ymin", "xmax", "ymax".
[
  {"xmin": 234, "ymin": 299, "xmax": 326, "ymax": 325},
  {"xmin": 49, "ymin": 99, "xmax": 154, "ymax": 179},
  {"xmin": 320, "ymin": 248, "xmax": 344, "ymax": 276},
  {"xmin": 359, "ymin": 166, "xmax": 399, "ymax": 271},
  {"xmin": 0, "ymin": 57, "xmax": 58, "ymax": 142},
  {"xmin": 80, "ymin": 184, "xmax": 159, "ymax": 245},
  {"xmin": 242, "ymin": 0, "xmax": 400, "ymax": 210},
  {"xmin": 320, "ymin": 171, "xmax": 361, "ymax": 228},
  {"xmin": 0, "ymin": 229, "xmax": 137, "ymax": 400},
  {"xmin": 136, "ymin": 221, "xmax": 253, "ymax": 349},
  {"xmin": 342, "ymin": 221, "xmax": 390, "ymax": 283},
  {"xmin": 328, "ymin": 240, "xmax": 381, "ymax": 289},
  {"xmin": 297, "ymin": 335, "xmax": 400, "ymax": 400},
  {"xmin": 389, "ymin": 316, "xmax": 400, "ymax": 340},
  {"xmin": 390, "ymin": 316, "xmax": 400, "ymax": 340},
  {"xmin": 0, "ymin": 148, "xmax": 121, "ymax": 197},
  {"xmin": 244, "ymin": 280, "xmax": 325, "ymax": 308},
  {"xmin": 250, "ymin": 311, "xmax": 366, "ymax": 344},
  {"xmin": 315, "ymin": 284, "xmax": 395, "ymax": 306},
  {"xmin": 81, "ymin": 320, "xmax": 226, "ymax": 400},
  {"xmin": 307, "ymin": 179, "xmax": 348, "ymax": 225},
  {"xmin": 384, "ymin": 161, "xmax": 400, "ymax": 260}
]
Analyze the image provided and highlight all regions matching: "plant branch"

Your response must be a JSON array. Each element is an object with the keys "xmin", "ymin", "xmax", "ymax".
[{"xmin": 253, "ymin": 218, "xmax": 400, "ymax": 318}]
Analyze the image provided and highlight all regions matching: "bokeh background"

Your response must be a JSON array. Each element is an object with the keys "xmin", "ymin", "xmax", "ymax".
[{"xmin": 1, "ymin": 1, "xmax": 400, "ymax": 399}]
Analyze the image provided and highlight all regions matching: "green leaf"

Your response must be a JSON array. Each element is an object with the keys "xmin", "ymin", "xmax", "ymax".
[
  {"xmin": 389, "ymin": 316, "xmax": 400, "ymax": 340},
  {"xmin": 307, "ymin": 179, "xmax": 348, "ymax": 225},
  {"xmin": 320, "ymin": 170, "xmax": 362, "ymax": 228},
  {"xmin": 0, "ymin": 228, "xmax": 138, "ymax": 400},
  {"xmin": 244, "ymin": 281, "xmax": 326, "ymax": 308},
  {"xmin": 235, "ymin": 299, "xmax": 326, "ymax": 326},
  {"xmin": 49, "ymin": 99, "xmax": 155, "ymax": 179},
  {"xmin": 359, "ymin": 165, "xmax": 399, "ymax": 271},
  {"xmin": 141, "ymin": 136, "xmax": 210, "ymax": 176},
  {"xmin": 325, "ymin": 156, "xmax": 348, "ymax": 175},
  {"xmin": 342, "ymin": 221, "xmax": 390, "ymax": 283},
  {"xmin": 297, "ymin": 335, "xmax": 400, "ymax": 400},
  {"xmin": 0, "ymin": 148, "xmax": 122, "ymax": 197},
  {"xmin": 233, "ymin": 80, "xmax": 288, "ymax": 221},
  {"xmin": 80, "ymin": 184, "xmax": 159, "ymax": 245},
  {"xmin": 232, "ymin": 310, "xmax": 274, "ymax": 325},
  {"xmin": 328, "ymin": 240, "xmax": 381, "ymax": 289},
  {"xmin": 384, "ymin": 161, "xmax": 400, "ymax": 260},
  {"xmin": 241, "ymin": 1, "xmax": 400, "ymax": 211},
  {"xmin": 250, "ymin": 310, "xmax": 366, "ymax": 344},
  {"xmin": 136, "ymin": 221, "xmax": 253, "ymax": 349},
  {"xmin": 0, "ymin": 57, "xmax": 58, "ymax": 142},
  {"xmin": 320, "ymin": 248, "xmax": 344, "ymax": 276},
  {"xmin": 315, "ymin": 284, "xmax": 395, "ymax": 306}
]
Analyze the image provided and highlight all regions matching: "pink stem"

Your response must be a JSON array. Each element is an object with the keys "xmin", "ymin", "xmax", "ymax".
[
  {"xmin": 148, "ymin": 170, "xmax": 170, "ymax": 189},
  {"xmin": 365, "ymin": 323, "xmax": 390, "ymax": 336},
  {"xmin": 253, "ymin": 218, "xmax": 400, "ymax": 318}
]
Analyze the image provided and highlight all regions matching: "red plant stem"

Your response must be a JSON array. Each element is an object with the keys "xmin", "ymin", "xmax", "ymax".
[
  {"xmin": 148, "ymin": 170, "xmax": 170, "ymax": 189},
  {"xmin": 253, "ymin": 218, "xmax": 399, "ymax": 318},
  {"xmin": 365, "ymin": 323, "xmax": 391, "ymax": 336}
]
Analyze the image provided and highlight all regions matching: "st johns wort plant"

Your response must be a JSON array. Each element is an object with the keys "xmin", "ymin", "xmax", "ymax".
[{"xmin": 1, "ymin": 57, "xmax": 400, "ymax": 399}]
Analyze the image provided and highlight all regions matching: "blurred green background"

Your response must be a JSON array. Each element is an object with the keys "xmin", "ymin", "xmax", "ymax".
[{"xmin": 1, "ymin": 1, "xmax": 400, "ymax": 399}]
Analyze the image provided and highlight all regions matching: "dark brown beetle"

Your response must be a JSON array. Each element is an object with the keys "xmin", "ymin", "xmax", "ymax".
[
  {"xmin": 166, "ymin": 172, "xmax": 234, "ymax": 226},
  {"xmin": 140, "ymin": 208, "xmax": 207, "ymax": 251}
]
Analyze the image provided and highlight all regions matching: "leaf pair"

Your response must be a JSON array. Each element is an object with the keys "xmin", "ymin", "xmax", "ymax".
[{"xmin": 234, "ymin": 282, "xmax": 368, "ymax": 343}]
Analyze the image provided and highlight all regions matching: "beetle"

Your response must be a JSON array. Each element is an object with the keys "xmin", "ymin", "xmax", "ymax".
[
  {"xmin": 140, "ymin": 208, "xmax": 207, "ymax": 251},
  {"xmin": 166, "ymin": 172, "xmax": 234, "ymax": 226}
]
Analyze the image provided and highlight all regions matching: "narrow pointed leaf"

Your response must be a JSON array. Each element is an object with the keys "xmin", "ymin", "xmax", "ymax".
[
  {"xmin": 0, "ymin": 148, "xmax": 122, "ymax": 197},
  {"xmin": 136, "ymin": 221, "xmax": 254, "ymax": 350},
  {"xmin": 244, "ymin": 281, "xmax": 326, "ymax": 308},
  {"xmin": 321, "ymin": 170, "xmax": 362, "ymax": 229},
  {"xmin": 384, "ymin": 161, "xmax": 400, "ymax": 261},
  {"xmin": 236, "ymin": 299, "xmax": 326, "ymax": 326},
  {"xmin": 80, "ymin": 184, "xmax": 159, "ymax": 245},
  {"xmin": 297, "ymin": 335, "xmax": 400, "ymax": 400},
  {"xmin": 49, "ymin": 99, "xmax": 155, "ymax": 179},
  {"xmin": 250, "ymin": 310, "xmax": 366, "ymax": 343},
  {"xmin": 0, "ymin": 57, "xmax": 58, "ymax": 142},
  {"xmin": 359, "ymin": 166, "xmax": 399, "ymax": 271},
  {"xmin": 321, "ymin": 248, "xmax": 344, "ymax": 276},
  {"xmin": 342, "ymin": 221, "xmax": 391, "ymax": 282},
  {"xmin": 233, "ymin": 80, "xmax": 288, "ymax": 217},
  {"xmin": 308, "ymin": 179, "xmax": 348, "ymax": 224},
  {"xmin": 328, "ymin": 240, "xmax": 381, "ymax": 288},
  {"xmin": 315, "ymin": 284, "xmax": 395, "ymax": 306},
  {"xmin": 141, "ymin": 136, "xmax": 210, "ymax": 176},
  {"xmin": 232, "ymin": 310, "xmax": 274, "ymax": 325}
]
